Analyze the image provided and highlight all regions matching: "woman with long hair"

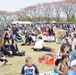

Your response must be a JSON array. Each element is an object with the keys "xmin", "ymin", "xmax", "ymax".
[
  {"xmin": 11, "ymin": 39, "xmax": 25, "ymax": 56},
  {"xmin": 55, "ymin": 43, "xmax": 68, "ymax": 66}
]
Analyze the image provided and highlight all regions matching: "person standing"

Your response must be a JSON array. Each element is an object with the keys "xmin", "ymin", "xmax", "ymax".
[{"xmin": 12, "ymin": 24, "xmax": 18, "ymax": 40}]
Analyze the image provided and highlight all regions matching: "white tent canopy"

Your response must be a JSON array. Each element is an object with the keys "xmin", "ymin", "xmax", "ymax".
[
  {"xmin": 51, "ymin": 21, "xmax": 56, "ymax": 23},
  {"xmin": 12, "ymin": 21, "xmax": 32, "ymax": 24}
]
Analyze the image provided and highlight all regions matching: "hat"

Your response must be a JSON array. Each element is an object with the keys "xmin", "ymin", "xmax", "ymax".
[{"xmin": 71, "ymin": 60, "xmax": 76, "ymax": 67}]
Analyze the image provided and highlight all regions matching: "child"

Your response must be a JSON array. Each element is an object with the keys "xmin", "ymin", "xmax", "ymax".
[
  {"xmin": 20, "ymin": 57, "xmax": 39, "ymax": 75},
  {"xmin": 57, "ymin": 54, "xmax": 69, "ymax": 75}
]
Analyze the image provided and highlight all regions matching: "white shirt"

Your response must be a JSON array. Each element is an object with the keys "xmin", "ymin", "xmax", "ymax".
[
  {"xmin": 50, "ymin": 36, "xmax": 55, "ymax": 41},
  {"xmin": 34, "ymin": 39, "xmax": 44, "ymax": 49},
  {"xmin": 43, "ymin": 35, "xmax": 48, "ymax": 41},
  {"xmin": 24, "ymin": 66, "xmax": 35, "ymax": 75},
  {"xmin": 32, "ymin": 36, "xmax": 36, "ymax": 41}
]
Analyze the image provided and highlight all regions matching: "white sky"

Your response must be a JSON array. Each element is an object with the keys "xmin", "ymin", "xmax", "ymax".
[{"xmin": 0, "ymin": 0, "xmax": 63, "ymax": 11}]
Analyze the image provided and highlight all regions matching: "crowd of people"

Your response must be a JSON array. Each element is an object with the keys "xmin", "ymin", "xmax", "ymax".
[{"xmin": 0, "ymin": 22, "xmax": 76, "ymax": 75}]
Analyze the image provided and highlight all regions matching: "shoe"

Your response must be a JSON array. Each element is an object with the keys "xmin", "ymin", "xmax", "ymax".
[
  {"xmin": 9, "ymin": 55, "xmax": 14, "ymax": 58},
  {"xmin": 51, "ymin": 48, "xmax": 55, "ymax": 52},
  {"xmin": 5, "ymin": 62, "xmax": 12, "ymax": 65},
  {"xmin": 21, "ymin": 51, "xmax": 25, "ymax": 56},
  {"xmin": 0, "ymin": 61, "xmax": 5, "ymax": 66},
  {"xmin": 23, "ymin": 52, "xmax": 25, "ymax": 56},
  {"xmin": 38, "ymin": 58, "xmax": 42, "ymax": 62}
]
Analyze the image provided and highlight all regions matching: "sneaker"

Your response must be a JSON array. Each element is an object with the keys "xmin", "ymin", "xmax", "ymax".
[
  {"xmin": 0, "ymin": 61, "xmax": 5, "ymax": 66},
  {"xmin": 5, "ymin": 62, "xmax": 12, "ymax": 65},
  {"xmin": 21, "ymin": 51, "xmax": 25, "ymax": 56}
]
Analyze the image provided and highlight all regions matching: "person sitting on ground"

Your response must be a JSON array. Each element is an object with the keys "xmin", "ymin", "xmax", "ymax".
[
  {"xmin": 34, "ymin": 36, "xmax": 53, "ymax": 52},
  {"xmin": 43, "ymin": 33, "xmax": 48, "ymax": 42},
  {"xmin": 48, "ymin": 33, "xmax": 56, "ymax": 42},
  {"xmin": 70, "ymin": 45, "xmax": 76, "ymax": 63},
  {"xmin": 48, "ymin": 26, "xmax": 54, "ymax": 36},
  {"xmin": 57, "ymin": 54, "xmax": 69, "ymax": 75},
  {"xmin": 25, "ymin": 33, "xmax": 34, "ymax": 45},
  {"xmin": 20, "ymin": 57, "xmax": 39, "ymax": 75},
  {"xmin": 69, "ymin": 60, "xmax": 76, "ymax": 75},
  {"xmin": 45, "ymin": 30, "xmax": 49, "ymax": 37},
  {"xmin": 0, "ymin": 34, "xmax": 10, "ymax": 66},
  {"xmin": 61, "ymin": 35, "xmax": 70, "ymax": 46},
  {"xmin": 10, "ymin": 39, "xmax": 25, "ymax": 56},
  {"xmin": 0, "ymin": 51, "xmax": 10, "ymax": 66},
  {"xmin": 1, "ymin": 40, "xmax": 13, "ymax": 57},
  {"xmin": 55, "ymin": 43, "xmax": 68, "ymax": 66},
  {"xmin": 16, "ymin": 33, "xmax": 23, "ymax": 42},
  {"xmin": 59, "ymin": 32, "xmax": 64, "ymax": 40},
  {"xmin": 31, "ymin": 33, "xmax": 36, "ymax": 42},
  {"xmin": 72, "ymin": 33, "xmax": 76, "ymax": 50}
]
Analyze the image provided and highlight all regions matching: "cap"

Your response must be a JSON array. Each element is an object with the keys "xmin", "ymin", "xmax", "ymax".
[{"xmin": 71, "ymin": 60, "xmax": 76, "ymax": 67}]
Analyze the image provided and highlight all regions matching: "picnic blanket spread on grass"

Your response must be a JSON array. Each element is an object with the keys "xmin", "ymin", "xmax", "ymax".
[
  {"xmin": 40, "ymin": 71, "xmax": 58, "ymax": 75},
  {"xmin": 39, "ymin": 53, "xmax": 54, "ymax": 65}
]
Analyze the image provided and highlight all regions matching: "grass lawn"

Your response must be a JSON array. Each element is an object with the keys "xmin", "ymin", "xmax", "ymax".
[{"xmin": 0, "ymin": 39, "xmax": 60, "ymax": 75}]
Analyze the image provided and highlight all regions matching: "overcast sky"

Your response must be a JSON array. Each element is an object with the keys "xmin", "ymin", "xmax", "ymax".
[{"xmin": 0, "ymin": 0, "xmax": 63, "ymax": 11}]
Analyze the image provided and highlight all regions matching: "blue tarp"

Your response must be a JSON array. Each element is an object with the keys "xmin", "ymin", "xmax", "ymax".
[{"xmin": 40, "ymin": 71, "xmax": 58, "ymax": 75}]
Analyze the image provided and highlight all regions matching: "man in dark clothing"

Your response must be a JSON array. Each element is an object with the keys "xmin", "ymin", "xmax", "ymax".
[
  {"xmin": 48, "ymin": 26, "xmax": 54, "ymax": 36},
  {"xmin": 25, "ymin": 34, "xmax": 34, "ymax": 45},
  {"xmin": 12, "ymin": 24, "xmax": 18, "ymax": 40}
]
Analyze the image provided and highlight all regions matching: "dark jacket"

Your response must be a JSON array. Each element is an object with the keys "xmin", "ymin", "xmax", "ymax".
[
  {"xmin": 48, "ymin": 28, "xmax": 54, "ymax": 35},
  {"xmin": 10, "ymin": 44, "xmax": 18, "ymax": 53},
  {"xmin": 1, "ymin": 45, "xmax": 11, "ymax": 53},
  {"xmin": 0, "ymin": 51, "xmax": 4, "ymax": 59},
  {"xmin": 12, "ymin": 27, "xmax": 18, "ymax": 35},
  {"xmin": 4, "ymin": 36, "xmax": 9, "ymax": 43}
]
